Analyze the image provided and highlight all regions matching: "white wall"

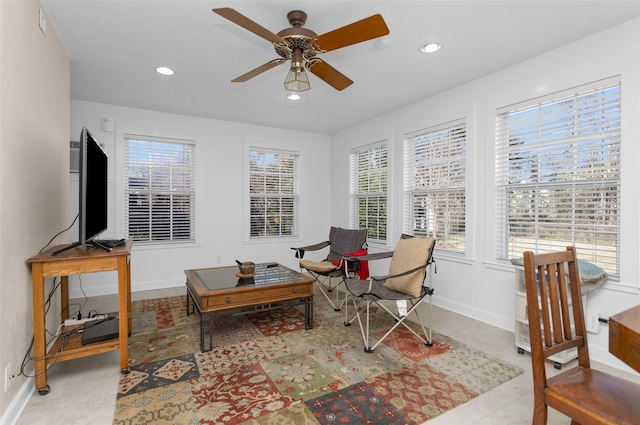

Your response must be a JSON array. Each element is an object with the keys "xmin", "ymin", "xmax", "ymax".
[
  {"xmin": 68, "ymin": 101, "xmax": 332, "ymax": 296},
  {"xmin": 330, "ymin": 18, "xmax": 640, "ymax": 373},
  {"xmin": 0, "ymin": 1, "xmax": 70, "ymax": 420}
]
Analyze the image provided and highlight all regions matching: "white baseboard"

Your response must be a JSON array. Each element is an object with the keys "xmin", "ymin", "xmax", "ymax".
[
  {"xmin": 433, "ymin": 296, "xmax": 514, "ymax": 332},
  {"xmin": 0, "ymin": 377, "xmax": 34, "ymax": 425}
]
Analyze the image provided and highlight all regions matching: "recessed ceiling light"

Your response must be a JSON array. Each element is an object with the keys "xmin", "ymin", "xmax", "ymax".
[
  {"xmin": 155, "ymin": 66, "xmax": 175, "ymax": 76},
  {"xmin": 287, "ymin": 93, "xmax": 301, "ymax": 101},
  {"xmin": 420, "ymin": 43, "xmax": 441, "ymax": 54}
]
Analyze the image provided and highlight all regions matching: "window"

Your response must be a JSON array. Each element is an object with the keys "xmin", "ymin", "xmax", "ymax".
[
  {"xmin": 249, "ymin": 149, "xmax": 299, "ymax": 238},
  {"xmin": 404, "ymin": 120, "xmax": 467, "ymax": 253},
  {"xmin": 124, "ymin": 137, "xmax": 195, "ymax": 244},
  {"xmin": 350, "ymin": 143, "xmax": 388, "ymax": 242},
  {"xmin": 495, "ymin": 78, "xmax": 621, "ymax": 278}
]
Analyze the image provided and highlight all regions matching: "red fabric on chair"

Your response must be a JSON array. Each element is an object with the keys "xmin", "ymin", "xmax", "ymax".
[{"xmin": 333, "ymin": 250, "xmax": 369, "ymax": 279}]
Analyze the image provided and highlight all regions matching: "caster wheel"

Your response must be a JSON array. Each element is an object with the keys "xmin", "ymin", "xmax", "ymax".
[
  {"xmin": 554, "ymin": 362, "xmax": 562, "ymax": 370},
  {"xmin": 121, "ymin": 368, "xmax": 130, "ymax": 375},
  {"xmin": 518, "ymin": 347, "xmax": 525, "ymax": 355},
  {"xmin": 38, "ymin": 385, "xmax": 51, "ymax": 395}
]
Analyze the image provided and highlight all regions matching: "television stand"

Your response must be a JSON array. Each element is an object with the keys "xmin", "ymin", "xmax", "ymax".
[
  {"xmin": 51, "ymin": 241, "xmax": 82, "ymax": 256},
  {"xmin": 27, "ymin": 240, "xmax": 132, "ymax": 395},
  {"xmin": 88, "ymin": 239, "xmax": 113, "ymax": 252}
]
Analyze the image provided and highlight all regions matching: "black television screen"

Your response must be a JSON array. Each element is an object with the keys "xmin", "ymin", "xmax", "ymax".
[{"xmin": 78, "ymin": 127, "xmax": 108, "ymax": 244}]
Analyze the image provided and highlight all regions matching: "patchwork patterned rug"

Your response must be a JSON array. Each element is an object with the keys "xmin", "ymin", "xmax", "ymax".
[{"xmin": 113, "ymin": 294, "xmax": 522, "ymax": 424}]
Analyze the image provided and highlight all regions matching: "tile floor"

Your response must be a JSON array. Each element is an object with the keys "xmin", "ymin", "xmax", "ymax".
[{"xmin": 15, "ymin": 287, "xmax": 640, "ymax": 425}]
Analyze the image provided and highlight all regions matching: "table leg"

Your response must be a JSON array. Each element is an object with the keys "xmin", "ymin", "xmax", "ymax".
[
  {"xmin": 200, "ymin": 311, "xmax": 205, "ymax": 352},
  {"xmin": 186, "ymin": 291, "xmax": 193, "ymax": 316},
  {"xmin": 126, "ymin": 254, "xmax": 132, "ymax": 333},
  {"xmin": 60, "ymin": 276, "xmax": 69, "ymax": 323},
  {"xmin": 31, "ymin": 263, "xmax": 49, "ymax": 394},
  {"xmin": 117, "ymin": 255, "xmax": 130, "ymax": 374},
  {"xmin": 207, "ymin": 314, "xmax": 214, "ymax": 352},
  {"xmin": 305, "ymin": 296, "xmax": 314, "ymax": 330}
]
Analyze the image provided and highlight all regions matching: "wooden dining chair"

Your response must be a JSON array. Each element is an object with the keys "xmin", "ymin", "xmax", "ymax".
[{"xmin": 523, "ymin": 246, "xmax": 640, "ymax": 425}]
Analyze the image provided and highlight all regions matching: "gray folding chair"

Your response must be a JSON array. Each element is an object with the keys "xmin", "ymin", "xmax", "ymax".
[
  {"xmin": 343, "ymin": 235, "xmax": 436, "ymax": 352},
  {"xmin": 292, "ymin": 227, "xmax": 367, "ymax": 311}
]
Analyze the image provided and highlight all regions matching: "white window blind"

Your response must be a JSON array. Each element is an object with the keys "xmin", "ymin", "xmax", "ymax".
[
  {"xmin": 249, "ymin": 149, "xmax": 299, "ymax": 238},
  {"xmin": 124, "ymin": 137, "xmax": 195, "ymax": 244},
  {"xmin": 350, "ymin": 143, "xmax": 388, "ymax": 242},
  {"xmin": 495, "ymin": 77, "xmax": 621, "ymax": 278},
  {"xmin": 404, "ymin": 120, "xmax": 467, "ymax": 253}
]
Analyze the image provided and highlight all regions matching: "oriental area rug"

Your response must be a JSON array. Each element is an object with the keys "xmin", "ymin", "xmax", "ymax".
[{"xmin": 112, "ymin": 294, "xmax": 523, "ymax": 425}]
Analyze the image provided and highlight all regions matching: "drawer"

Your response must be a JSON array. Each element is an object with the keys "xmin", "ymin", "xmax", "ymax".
[{"xmin": 203, "ymin": 282, "xmax": 313, "ymax": 311}]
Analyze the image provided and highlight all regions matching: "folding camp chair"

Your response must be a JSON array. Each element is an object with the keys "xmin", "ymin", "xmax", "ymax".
[
  {"xmin": 343, "ymin": 235, "xmax": 436, "ymax": 352},
  {"xmin": 292, "ymin": 227, "xmax": 367, "ymax": 311}
]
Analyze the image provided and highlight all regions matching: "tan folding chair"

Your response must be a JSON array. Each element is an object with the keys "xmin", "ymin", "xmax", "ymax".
[{"xmin": 343, "ymin": 235, "xmax": 436, "ymax": 352}]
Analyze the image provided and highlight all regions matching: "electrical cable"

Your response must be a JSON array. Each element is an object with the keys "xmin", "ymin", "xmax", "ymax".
[
  {"xmin": 15, "ymin": 274, "xmax": 98, "ymax": 378},
  {"xmin": 78, "ymin": 274, "xmax": 89, "ymax": 315},
  {"xmin": 39, "ymin": 213, "xmax": 79, "ymax": 254}
]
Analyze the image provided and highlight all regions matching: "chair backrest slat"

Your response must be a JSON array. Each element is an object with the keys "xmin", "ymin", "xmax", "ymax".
[{"xmin": 524, "ymin": 247, "xmax": 589, "ymax": 372}]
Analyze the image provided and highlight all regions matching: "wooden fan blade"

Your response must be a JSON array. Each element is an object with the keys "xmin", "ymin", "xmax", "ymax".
[
  {"xmin": 213, "ymin": 7, "xmax": 286, "ymax": 44},
  {"xmin": 315, "ymin": 14, "xmax": 389, "ymax": 52},
  {"xmin": 231, "ymin": 59, "xmax": 285, "ymax": 82},
  {"xmin": 307, "ymin": 60, "xmax": 353, "ymax": 91}
]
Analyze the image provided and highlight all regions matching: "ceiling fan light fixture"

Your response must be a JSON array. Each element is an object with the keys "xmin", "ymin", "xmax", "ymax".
[
  {"xmin": 420, "ymin": 43, "xmax": 441, "ymax": 54},
  {"xmin": 284, "ymin": 48, "xmax": 310, "ymax": 92},
  {"xmin": 155, "ymin": 66, "xmax": 175, "ymax": 76},
  {"xmin": 284, "ymin": 65, "xmax": 310, "ymax": 92}
]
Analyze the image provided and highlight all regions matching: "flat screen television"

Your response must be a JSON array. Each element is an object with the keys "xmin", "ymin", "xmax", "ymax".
[
  {"xmin": 52, "ymin": 127, "xmax": 108, "ymax": 256},
  {"xmin": 78, "ymin": 127, "xmax": 108, "ymax": 245}
]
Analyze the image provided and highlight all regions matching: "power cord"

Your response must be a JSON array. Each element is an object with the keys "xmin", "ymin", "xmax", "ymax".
[
  {"xmin": 15, "ymin": 274, "xmax": 102, "ymax": 379},
  {"xmin": 39, "ymin": 213, "xmax": 79, "ymax": 254}
]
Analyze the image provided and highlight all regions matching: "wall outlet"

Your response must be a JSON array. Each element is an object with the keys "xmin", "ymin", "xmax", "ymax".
[
  {"xmin": 4, "ymin": 363, "xmax": 11, "ymax": 392},
  {"xmin": 586, "ymin": 309, "xmax": 600, "ymax": 333}
]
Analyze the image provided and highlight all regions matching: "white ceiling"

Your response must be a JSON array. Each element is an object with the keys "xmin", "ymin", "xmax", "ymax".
[{"xmin": 41, "ymin": 1, "xmax": 640, "ymax": 135}]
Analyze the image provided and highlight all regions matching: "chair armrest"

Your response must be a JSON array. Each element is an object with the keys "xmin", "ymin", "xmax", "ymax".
[
  {"xmin": 291, "ymin": 241, "xmax": 330, "ymax": 259},
  {"xmin": 341, "ymin": 251, "xmax": 394, "ymax": 262}
]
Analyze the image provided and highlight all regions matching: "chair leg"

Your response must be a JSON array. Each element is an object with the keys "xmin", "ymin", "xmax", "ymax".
[
  {"xmin": 309, "ymin": 272, "xmax": 345, "ymax": 311},
  {"xmin": 345, "ymin": 296, "xmax": 374, "ymax": 351},
  {"xmin": 531, "ymin": 400, "xmax": 548, "ymax": 425},
  {"xmin": 406, "ymin": 297, "xmax": 433, "ymax": 347}
]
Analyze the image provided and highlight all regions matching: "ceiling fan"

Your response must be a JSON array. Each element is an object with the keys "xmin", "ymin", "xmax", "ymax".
[{"xmin": 212, "ymin": 7, "xmax": 390, "ymax": 92}]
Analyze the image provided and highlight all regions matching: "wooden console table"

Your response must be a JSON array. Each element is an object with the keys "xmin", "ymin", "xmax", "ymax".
[{"xmin": 27, "ymin": 241, "xmax": 132, "ymax": 395}]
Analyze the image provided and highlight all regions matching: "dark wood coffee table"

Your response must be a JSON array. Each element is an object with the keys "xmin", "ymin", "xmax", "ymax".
[{"xmin": 185, "ymin": 262, "xmax": 314, "ymax": 351}]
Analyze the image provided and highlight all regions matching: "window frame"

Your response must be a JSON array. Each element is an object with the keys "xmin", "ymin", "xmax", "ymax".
[
  {"xmin": 403, "ymin": 119, "xmax": 467, "ymax": 255},
  {"xmin": 247, "ymin": 147, "xmax": 300, "ymax": 240},
  {"xmin": 495, "ymin": 77, "xmax": 621, "ymax": 279},
  {"xmin": 123, "ymin": 135, "xmax": 196, "ymax": 245},
  {"xmin": 349, "ymin": 141, "xmax": 388, "ymax": 244}
]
